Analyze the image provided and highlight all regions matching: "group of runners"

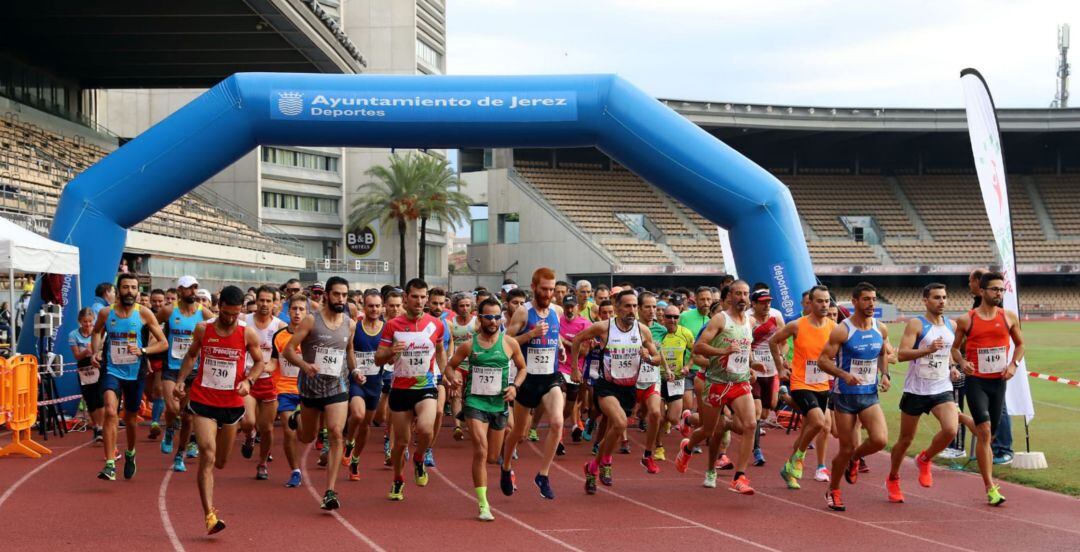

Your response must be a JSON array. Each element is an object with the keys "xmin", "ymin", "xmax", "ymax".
[{"xmin": 69, "ymin": 266, "xmax": 1024, "ymax": 534}]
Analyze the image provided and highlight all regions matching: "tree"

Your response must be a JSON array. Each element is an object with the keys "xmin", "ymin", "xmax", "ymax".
[
  {"xmin": 414, "ymin": 154, "xmax": 471, "ymax": 280},
  {"xmin": 349, "ymin": 153, "xmax": 423, "ymax": 288}
]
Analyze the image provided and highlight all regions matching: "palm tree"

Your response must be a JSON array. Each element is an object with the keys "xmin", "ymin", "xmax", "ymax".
[
  {"xmin": 349, "ymin": 154, "xmax": 423, "ymax": 287},
  {"xmin": 414, "ymin": 155, "xmax": 472, "ymax": 280}
]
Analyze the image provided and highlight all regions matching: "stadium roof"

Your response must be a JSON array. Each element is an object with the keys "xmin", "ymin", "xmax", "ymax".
[
  {"xmin": 1, "ymin": 0, "xmax": 365, "ymax": 88},
  {"xmin": 662, "ymin": 98, "xmax": 1080, "ymax": 133}
]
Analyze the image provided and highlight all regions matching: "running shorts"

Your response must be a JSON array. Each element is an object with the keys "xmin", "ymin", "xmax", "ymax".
[
  {"xmin": 461, "ymin": 405, "xmax": 508, "ymax": 430},
  {"xmin": 659, "ymin": 379, "xmax": 684, "ymax": 404},
  {"xmin": 594, "ymin": 378, "xmax": 635, "ymax": 416},
  {"xmin": 790, "ymin": 389, "xmax": 829, "ymax": 415},
  {"xmin": 300, "ymin": 392, "xmax": 348, "ymax": 411},
  {"xmin": 101, "ymin": 373, "xmax": 146, "ymax": 414},
  {"xmin": 560, "ymin": 372, "xmax": 581, "ymax": 402},
  {"xmin": 635, "ymin": 383, "xmax": 660, "ymax": 404},
  {"xmin": 965, "ymin": 377, "xmax": 1006, "ymax": 433},
  {"xmin": 80, "ymin": 381, "xmax": 104, "ymax": 412},
  {"xmin": 752, "ymin": 375, "xmax": 777, "ymax": 410},
  {"xmin": 705, "ymin": 381, "xmax": 753, "ymax": 409},
  {"xmin": 277, "ymin": 393, "xmax": 301, "ymax": 414},
  {"xmin": 188, "ymin": 399, "xmax": 244, "ymax": 427},
  {"xmin": 388, "ymin": 387, "xmax": 437, "ymax": 413},
  {"xmin": 899, "ymin": 391, "xmax": 954, "ymax": 417},
  {"xmin": 249, "ymin": 377, "xmax": 278, "ymax": 402},
  {"xmin": 350, "ymin": 374, "xmax": 383, "ymax": 411},
  {"xmin": 517, "ymin": 373, "xmax": 561, "ymax": 409},
  {"xmin": 830, "ymin": 392, "xmax": 879, "ymax": 415}
]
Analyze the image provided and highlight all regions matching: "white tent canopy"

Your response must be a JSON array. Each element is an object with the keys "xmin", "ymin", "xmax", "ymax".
[{"xmin": 0, "ymin": 216, "xmax": 80, "ymax": 274}]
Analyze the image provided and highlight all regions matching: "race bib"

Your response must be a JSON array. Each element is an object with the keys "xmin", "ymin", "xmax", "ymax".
[
  {"xmin": 753, "ymin": 349, "xmax": 773, "ymax": 366},
  {"xmin": 978, "ymin": 346, "xmax": 1007, "ymax": 374},
  {"xmin": 588, "ymin": 358, "xmax": 600, "ymax": 380},
  {"xmin": 110, "ymin": 341, "xmax": 137, "ymax": 366},
  {"xmin": 202, "ymin": 357, "xmax": 236, "ymax": 391},
  {"xmin": 314, "ymin": 346, "xmax": 345, "ymax": 377},
  {"xmin": 850, "ymin": 358, "xmax": 877, "ymax": 385},
  {"xmin": 804, "ymin": 359, "xmax": 828, "ymax": 384},
  {"xmin": 397, "ymin": 347, "xmax": 431, "ymax": 378},
  {"xmin": 638, "ymin": 362, "xmax": 659, "ymax": 384},
  {"xmin": 354, "ymin": 351, "xmax": 379, "ymax": 376},
  {"xmin": 726, "ymin": 348, "xmax": 750, "ymax": 375},
  {"xmin": 608, "ymin": 347, "xmax": 640, "ymax": 380},
  {"xmin": 279, "ymin": 356, "xmax": 300, "ymax": 378},
  {"xmin": 78, "ymin": 365, "xmax": 100, "ymax": 385},
  {"xmin": 171, "ymin": 336, "xmax": 192, "ymax": 360},
  {"xmin": 526, "ymin": 347, "xmax": 556, "ymax": 375},
  {"xmin": 665, "ymin": 378, "xmax": 685, "ymax": 396},
  {"xmin": 256, "ymin": 345, "xmax": 274, "ymax": 378},
  {"xmin": 470, "ymin": 364, "xmax": 503, "ymax": 396},
  {"xmin": 918, "ymin": 352, "xmax": 950, "ymax": 381}
]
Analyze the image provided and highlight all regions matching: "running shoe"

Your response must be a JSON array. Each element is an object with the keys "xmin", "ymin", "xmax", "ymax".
[
  {"xmin": 752, "ymin": 448, "xmax": 766, "ymax": 467},
  {"xmin": 287, "ymin": 410, "xmax": 300, "ymax": 431},
  {"xmin": 149, "ymin": 422, "xmax": 161, "ymax": 440},
  {"xmin": 317, "ymin": 449, "xmax": 328, "ymax": 467},
  {"xmin": 321, "ymin": 489, "xmax": 340, "ymax": 510},
  {"xmin": 916, "ymin": 451, "xmax": 933, "ymax": 488},
  {"xmin": 535, "ymin": 473, "xmax": 555, "ymax": 499},
  {"xmin": 424, "ymin": 448, "xmax": 436, "ymax": 468},
  {"xmin": 637, "ymin": 417, "xmax": 647, "ymax": 432},
  {"xmin": 528, "ymin": 428, "xmax": 539, "ymax": 442},
  {"xmin": 678, "ymin": 409, "xmax": 693, "ymax": 437},
  {"xmin": 349, "ymin": 457, "xmax": 361, "ymax": 481},
  {"xmin": 571, "ymin": 425, "xmax": 583, "ymax": 443},
  {"xmin": 512, "ymin": 448, "xmax": 518, "ymax": 460},
  {"xmin": 641, "ymin": 456, "xmax": 660, "ymax": 474},
  {"xmin": 987, "ymin": 484, "xmax": 1006, "ymax": 506},
  {"xmin": 343, "ymin": 440, "xmax": 355, "ymax": 463},
  {"xmin": 98, "ymin": 462, "xmax": 117, "ymax": 481},
  {"xmin": 729, "ymin": 475, "xmax": 755, "ymax": 495},
  {"xmin": 286, "ymin": 470, "xmax": 302, "ymax": 488},
  {"xmin": 939, "ymin": 447, "xmax": 965, "ymax": 459},
  {"xmin": 858, "ymin": 457, "xmax": 870, "ymax": 473},
  {"xmin": 161, "ymin": 426, "xmax": 175, "ymax": 455},
  {"xmin": 791, "ymin": 452, "xmax": 805, "ymax": 479},
  {"xmin": 123, "ymin": 450, "xmax": 137, "ymax": 480},
  {"xmin": 206, "ymin": 508, "xmax": 226, "ymax": 535},
  {"xmin": 556, "ymin": 441, "xmax": 567, "ymax": 456},
  {"xmin": 478, "ymin": 505, "xmax": 495, "ymax": 522},
  {"xmin": 388, "ymin": 480, "xmax": 405, "ymax": 501},
  {"xmin": 414, "ymin": 461, "xmax": 429, "ymax": 487},
  {"xmin": 826, "ymin": 489, "xmax": 846, "ymax": 511},
  {"xmin": 384, "ymin": 449, "xmax": 392, "ymax": 467},
  {"xmin": 993, "ymin": 453, "xmax": 1013, "ymax": 466},
  {"xmin": 716, "ymin": 454, "xmax": 734, "ymax": 470},
  {"xmin": 592, "ymin": 442, "xmax": 600, "ymax": 455},
  {"xmin": 779, "ymin": 462, "xmax": 801, "ymax": 490},
  {"xmin": 453, "ymin": 426, "xmax": 465, "ymax": 441},
  {"xmin": 654, "ymin": 445, "xmax": 666, "ymax": 461},
  {"xmin": 583, "ymin": 463, "xmax": 598, "ymax": 495},
  {"xmin": 241, "ymin": 434, "xmax": 255, "ymax": 459},
  {"xmin": 619, "ymin": 439, "xmax": 631, "ymax": 454},
  {"xmin": 256, "ymin": 464, "xmax": 269, "ymax": 480},
  {"xmin": 886, "ymin": 475, "xmax": 904, "ymax": 503},
  {"xmin": 185, "ymin": 442, "xmax": 199, "ymax": 459},
  {"xmin": 500, "ymin": 468, "xmax": 516, "ymax": 496},
  {"xmin": 93, "ymin": 427, "xmax": 103, "ymax": 444},
  {"xmin": 844, "ymin": 458, "xmax": 860, "ymax": 485},
  {"xmin": 316, "ymin": 428, "xmax": 327, "ymax": 450},
  {"xmin": 599, "ymin": 464, "xmax": 613, "ymax": 486},
  {"xmin": 674, "ymin": 438, "xmax": 692, "ymax": 473},
  {"xmin": 583, "ymin": 419, "xmax": 594, "ymax": 442},
  {"xmin": 173, "ymin": 455, "xmax": 186, "ymax": 473},
  {"xmin": 814, "ymin": 466, "xmax": 830, "ymax": 482},
  {"xmin": 703, "ymin": 469, "xmax": 718, "ymax": 488}
]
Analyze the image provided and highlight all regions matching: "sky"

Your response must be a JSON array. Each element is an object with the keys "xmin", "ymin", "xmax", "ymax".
[{"xmin": 446, "ymin": 0, "xmax": 1078, "ymax": 108}]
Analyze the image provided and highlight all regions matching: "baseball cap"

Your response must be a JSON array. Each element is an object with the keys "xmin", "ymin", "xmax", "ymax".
[
  {"xmin": 751, "ymin": 289, "xmax": 772, "ymax": 302},
  {"xmin": 501, "ymin": 283, "xmax": 518, "ymax": 293},
  {"xmin": 177, "ymin": 275, "xmax": 199, "ymax": 288},
  {"xmin": 194, "ymin": 289, "xmax": 211, "ymax": 301},
  {"xmin": 562, "ymin": 295, "xmax": 578, "ymax": 306},
  {"xmin": 309, "ymin": 283, "xmax": 325, "ymax": 293}
]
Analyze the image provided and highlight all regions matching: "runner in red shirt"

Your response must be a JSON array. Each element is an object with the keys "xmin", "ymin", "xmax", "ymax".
[{"xmin": 175, "ymin": 286, "xmax": 266, "ymax": 535}]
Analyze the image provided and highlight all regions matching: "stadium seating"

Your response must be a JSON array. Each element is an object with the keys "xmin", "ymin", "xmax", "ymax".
[
  {"xmin": 808, "ymin": 241, "xmax": 880, "ymax": 265},
  {"xmin": 0, "ymin": 113, "xmax": 290, "ymax": 255},
  {"xmin": 1034, "ymin": 175, "xmax": 1080, "ymax": 236},
  {"xmin": 599, "ymin": 237, "xmax": 672, "ymax": 264},
  {"xmin": 784, "ymin": 175, "xmax": 919, "ymax": 239}
]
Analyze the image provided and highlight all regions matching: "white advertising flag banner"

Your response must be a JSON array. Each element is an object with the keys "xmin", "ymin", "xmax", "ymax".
[{"xmin": 960, "ymin": 69, "xmax": 1034, "ymax": 421}]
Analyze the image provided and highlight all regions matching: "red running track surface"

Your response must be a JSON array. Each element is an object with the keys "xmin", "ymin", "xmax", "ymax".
[{"xmin": 1, "ymin": 421, "xmax": 1078, "ymax": 552}]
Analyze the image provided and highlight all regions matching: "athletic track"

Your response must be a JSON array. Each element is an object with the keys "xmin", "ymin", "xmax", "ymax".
[{"xmin": 1, "ymin": 421, "xmax": 1077, "ymax": 551}]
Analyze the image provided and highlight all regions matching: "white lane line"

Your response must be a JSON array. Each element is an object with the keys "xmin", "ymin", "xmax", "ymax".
[
  {"xmin": 531, "ymin": 442, "xmax": 782, "ymax": 552},
  {"xmin": 1034, "ymin": 399, "xmax": 1080, "ymax": 413},
  {"xmin": 0, "ymin": 440, "xmax": 93, "ymax": 510},
  {"xmin": 543, "ymin": 524, "xmax": 701, "ymax": 533},
  {"xmin": 301, "ymin": 448, "xmax": 387, "ymax": 552},
  {"xmin": 158, "ymin": 468, "xmax": 185, "ymax": 552},
  {"xmin": 431, "ymin": 468, "xmax": 586, "ymax": 551}
]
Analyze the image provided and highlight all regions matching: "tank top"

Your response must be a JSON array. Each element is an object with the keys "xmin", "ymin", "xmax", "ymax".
[
  {"xmin": 965, "ymin": 309, "xmax": 1011, "ymax": 380},
  {"xmin": 905, "ymin": 316, "xmax": 955, "ymax": 396},
  {"xmin": 105, "ymin": 305, "xmax": 146, "ymax": 380},
  {"xmin": 353, "ymin": 320, "xmax": 383, "ymax": 377},
  {"xmin": 835, "ymin": 318, "xmax": 883, "ymax": 395},
  {"xmin": 190, "ymin": 322, "xmax": 247, "ymax": 408},
  {"xmin": 167, "ymin": 304, "xmax": 204, "ymax": 371},
  {"xmin": 244, "ymin": 313, "xmax": 286, "ymax": 378},
  {"xmin": 603, "ymin": 319, "xmax": 642, "ymax": 386},
  {"xmin": 451, "ymin": 315, "xmax": 476, "ymax": 369},
  {"xmin": 299, "ymin": 311, "xmax": 351, "ymax": 398},
  {"xmin": 465, "ymin": 331, "xmax": 511, "ymax": 412},
  {"xmin": 704, "ymin": 311, "xmax": 753, "ymax": 385},
  {"xmin": 272, "ymin": 326, "xmax": 300, "ymax": 395},
  {"xmin": 520, "ymin": 306, "xmax": 560, "ymax": 377},
  {"xmin": 791, "ymin": 316, "xmax": 836, "ymax": 392},
  {"xmin": 751, "ymin": 309, "xmax": 783, "ymax": 377}
]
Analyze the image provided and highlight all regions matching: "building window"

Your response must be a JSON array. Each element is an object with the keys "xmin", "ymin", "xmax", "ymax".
[
  {"xmin": 262, "ymin": 146, "xmax": 339, "ymax": 172},
  {"xmin": 424, "ymin": 244, "xmax": 442, "ymax": 276},
  {"xmin": 498, "ymin": 213, "xmax": 520, "ymax": 244},
  {"xmin": 470, "ymin": 205, "xmax": 488, "ymax": 244},
  {"xmin": 262, "ymin": 192, "xmax": 339, "ymax": 214},
  {"xmin": 416, "ymin": 39, "xmax": 443, "ymax": 70}
]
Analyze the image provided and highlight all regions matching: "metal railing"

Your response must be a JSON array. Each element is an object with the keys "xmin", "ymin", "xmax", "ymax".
[{"xmin": 306, "ymin": 258, "xmax": 393, "ymax": 274}]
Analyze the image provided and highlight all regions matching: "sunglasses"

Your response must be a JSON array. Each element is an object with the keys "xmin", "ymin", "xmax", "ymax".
[
  {"xmin": 664, "ymin": 314, "xmax": 680, "ymax": 320},
  {"xmin": 478, "ymin": 314, "xmax": 502, "ymax": 321},
  {"xmin": 285, "ymin": 288, "xmax": 301, "ymax": 293}
]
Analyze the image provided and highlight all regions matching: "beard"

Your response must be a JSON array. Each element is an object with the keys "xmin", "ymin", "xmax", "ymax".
[
  {"xmin": 482, "ymin": 324, "xmax": 498, "ymax": 336},
  {"xmin": 120, "ymin": 294, "xmax": 136, "ymax": 306},
  {"xmin": 182, "ymin": 295, "xmax": 196, "ymax": 304},
  {"xmin": 329, "ymin": 302, "xmax": 345, "ymax": 313}
]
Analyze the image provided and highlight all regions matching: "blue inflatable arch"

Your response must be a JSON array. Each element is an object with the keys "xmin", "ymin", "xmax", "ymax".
[{"xmin": 23, "ymin": 73, "xmax": 814, "ymax": 355}]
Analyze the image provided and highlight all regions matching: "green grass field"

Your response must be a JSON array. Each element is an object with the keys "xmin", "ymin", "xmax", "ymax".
[{"xmin": 879, "ymin": 321, "xmax": 1080, "ymax": 496}]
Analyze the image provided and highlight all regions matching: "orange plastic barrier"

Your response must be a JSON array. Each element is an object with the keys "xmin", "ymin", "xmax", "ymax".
[
  {"xmin": 0, "ymin": 357, "xmax": 9, "ymax": 428},
  {"xmin": 0, "ymin": 355, "xmax": 52, "ymax": 458}
]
